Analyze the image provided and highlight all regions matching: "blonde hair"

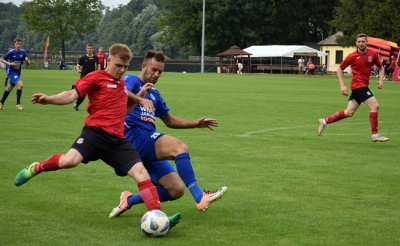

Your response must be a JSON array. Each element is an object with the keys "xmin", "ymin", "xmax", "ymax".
[{"xmin": 109, "ymin": 44, "xmax": 132, "ymax": 62}]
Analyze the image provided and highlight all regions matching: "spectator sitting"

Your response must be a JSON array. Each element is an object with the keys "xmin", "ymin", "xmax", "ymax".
[{"xmin": 59, "ymin": 58, "xmax": 66, "ymax": 70}]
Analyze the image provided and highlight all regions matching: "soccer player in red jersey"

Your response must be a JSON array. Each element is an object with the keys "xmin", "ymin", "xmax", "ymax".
[
  {"xmin": 318, "ymin": 33, "xmax": 389, "ymax": 142},
  {"xmin": 13, "ymin": 43, "xmax": 181, "ymax": 226},
  {"xmin": 95, "ymin": 46, "xmax": 107, "ymax": 70}
]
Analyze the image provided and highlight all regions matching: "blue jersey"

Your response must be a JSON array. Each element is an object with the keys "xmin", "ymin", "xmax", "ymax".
[
  {"xmin": 2, "ymin": 49, "xmax": 28, "ymax": 76},
  {"xmin": 124, "ymin": 74, "xmax": 170, "ymax": 133}
]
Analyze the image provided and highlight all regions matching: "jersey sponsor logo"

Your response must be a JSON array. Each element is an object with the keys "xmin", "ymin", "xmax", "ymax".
[
  {"xmin": 368, "ymin": 56, "xmax": 372, "ymax": 62},
  {"xmin": 77, "ymin": 138, "xmax": 84, "ymax": 144},
  {"xmin": 140, "ymin": 115, "xmax": 155, "ymax": 124},
  {"xmin": 107, "ymin": 84, "xmax": 117, "ymax": 88}
]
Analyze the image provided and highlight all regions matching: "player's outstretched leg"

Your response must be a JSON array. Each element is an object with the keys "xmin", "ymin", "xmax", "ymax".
[
  {"xmin": 14, "ymin": 162, "xmax": 38, "ymax": 186},
  {"xmin": 196, "ymin": 186, "xmax": 228, "ymax": 212},
  {"xmin": 168, "ymin": 213, "xmax": 181, "ymax": 229},
  {"xmin": 109, "ymin": 191, "xmax": 132, "ymax": 218}
]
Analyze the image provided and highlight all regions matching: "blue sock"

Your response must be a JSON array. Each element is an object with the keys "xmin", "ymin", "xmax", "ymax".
[
  {"xmin": 1, "ymin": 90, "xmax": 10, "ymax": 104},
  {"xmin": 175, "ymin": 153, "xmax": 203, "ymax": 203},
  {"xmin": 127, "ymin": 186, "xmax": 174, "ymax": 206},
  {"xmin": 16, "ymin": 89, "xmax": 22, "ymax": 105}
]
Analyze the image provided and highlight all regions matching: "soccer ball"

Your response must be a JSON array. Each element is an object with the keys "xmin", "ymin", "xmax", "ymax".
[{"xmin": 140, "ymin": 210, "xmax": 170, "ymax": 237}]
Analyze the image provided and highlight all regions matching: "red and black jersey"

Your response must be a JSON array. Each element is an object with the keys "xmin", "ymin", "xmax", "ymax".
[
  {"xmin": 95, "ymin": 51, "xmax": 107, "ymax": 67},
  {"xmin": 73, "ymin": 70, "xmax": 128, "ymax": 138},
  {"xmin": 340, "ymin": 49, "xmax": 382, "ymax": 90}
]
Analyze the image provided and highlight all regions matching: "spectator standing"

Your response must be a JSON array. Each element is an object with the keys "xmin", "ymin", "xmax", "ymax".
[
  {"xmin": 388, "ymin": 55, "xmax": 396, "ymax": 81},
  {"xmin": 236, "ymin": 54, "xmax": 243, "ymax": 74},
  {"xmin": 298, "ymin": 57, "xmax": 305, "ymax": 74}
]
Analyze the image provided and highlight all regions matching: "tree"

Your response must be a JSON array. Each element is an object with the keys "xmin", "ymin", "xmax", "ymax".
[
  {"xmin": 331, "ymin": 0, "xmax": 400, "ymax": 46},
  {"xmin": 22, "ymin": 0, "xmax": 102, "ymax": 59},
  {"xmin": 159, "ymin": 0, "xmax": 340, "ymax": 56}
]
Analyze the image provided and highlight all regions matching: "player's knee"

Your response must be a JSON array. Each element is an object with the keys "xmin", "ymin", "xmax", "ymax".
[
  {"xmin": 59, "ymin": 155, "xmax": 80, "ymax": 168},
  {"xmin": 169, "ymin": 185, "xmax": 185, "ymax": 199}
]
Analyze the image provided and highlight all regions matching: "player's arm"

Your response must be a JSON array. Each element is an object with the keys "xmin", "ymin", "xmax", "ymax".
[
  {"xmin": 127, "ymin": 90, "xmax": 154, "ymax": 114},
  {"xmin": 378, "ymin": 66, "xmax": 384, "ymax": 89},
  {"xmin": 336, "ymin": 67, "xmax": 348, "ymax": 96},
  {"xmin": 76, "ymin": 58, "xmax": 82, "ymax": 73},
  {"xmin": 31, "ymin": 89, "xmax": 78, "ymax": 105},
  {"xmin": 159, "ymin": 113, "xmax": 218, "ymax": 130},
  {"xmin": 0, "ymin": 57, "xmax": 13, "ymax": 66}
]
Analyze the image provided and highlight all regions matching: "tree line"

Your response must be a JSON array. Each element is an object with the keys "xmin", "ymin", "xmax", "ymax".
[{"xmin": 1, "ymin": 0, "xmax": 399, "ymax": 60}]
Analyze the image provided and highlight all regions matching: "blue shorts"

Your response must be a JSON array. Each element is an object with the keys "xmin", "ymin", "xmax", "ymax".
[
  {"xmin": 7, "ymin": 73, "xmax": 21, "ymax": 86},
  {"xmin": 125, "ymin": 130, "xmax": 176, "ymax": 183}
]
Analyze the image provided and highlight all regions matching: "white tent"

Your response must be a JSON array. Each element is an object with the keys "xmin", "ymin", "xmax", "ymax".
[
  {"xmin": 243, "ymin": 45, "xmax": 328, "ymax": 58},
  {"xmin": 243, "ymin": 45, "xmax": 328, "ymax": 74}
]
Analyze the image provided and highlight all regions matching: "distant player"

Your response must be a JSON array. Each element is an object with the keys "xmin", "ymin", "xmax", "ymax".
[
  {"xmin": 318, "ymin": 33, "xmax": 388, "ymax": 142},
  {"xmin": 95, "ymin": 46, "xmax": 107, "ymax": 70},
  {"xmin": 72, "ymin": 43, "xmax": 99, "ymax": 111},
  {"xmin": 0, "ymin": 38, "xmax": 30, "ymax": 110}
]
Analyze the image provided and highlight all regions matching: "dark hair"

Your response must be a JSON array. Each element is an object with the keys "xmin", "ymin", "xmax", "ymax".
[
  {"xmin": 86, "ymin": 43, "xmax": 93, "ymax": 47},
  {"xmin": 143, "ymin": 50, "xmax": 165, "ymax": 64},
  {"xmin": 14, "ymin": 37, "xmax": 22, "ymax": 43}
]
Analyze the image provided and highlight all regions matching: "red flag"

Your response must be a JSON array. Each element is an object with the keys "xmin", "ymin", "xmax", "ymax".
[{"xmin": 43, "ymin": 36, "xmax": 50, "ymax": 62}]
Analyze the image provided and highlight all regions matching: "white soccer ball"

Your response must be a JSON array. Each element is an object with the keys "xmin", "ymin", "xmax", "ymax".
[{"xmin": 140, "ymin": 210, "xmax": 170, "ymax": 237}]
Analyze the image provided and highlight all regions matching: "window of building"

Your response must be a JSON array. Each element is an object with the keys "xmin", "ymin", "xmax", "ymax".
[{"xmin": 335, "ymin": 50, "xmax": 343, "ymax": 64}]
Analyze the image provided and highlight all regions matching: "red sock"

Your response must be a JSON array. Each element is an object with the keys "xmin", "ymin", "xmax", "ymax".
[
  {"xmin": 34, "ymin": 153, "xmax": 62, "ymax": 174},
  {"xmin": 138, "ymin": 179, "xmax": 161, "ymax": 211},
  {"xmin": 369, "ymin": 112, "xmax": 378, "ymax": 134},
  {"xmin": 325, "ymin": 110, "xmax": 346, "ymax": 124}
]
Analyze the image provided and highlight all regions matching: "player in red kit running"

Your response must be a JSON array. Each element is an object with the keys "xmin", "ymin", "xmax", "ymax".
[
  {"xmin": 318, "ymin": 33, "xmax": 389, "ymax": 142},
  {"xmin": 13, "ymin": 43, "xmax": 181, "ymax": 227}
]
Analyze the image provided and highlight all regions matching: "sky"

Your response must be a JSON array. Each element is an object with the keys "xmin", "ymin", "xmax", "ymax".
[{"xmin": 0, "ymin": 0, "xmax": 131, "ymax": 9}]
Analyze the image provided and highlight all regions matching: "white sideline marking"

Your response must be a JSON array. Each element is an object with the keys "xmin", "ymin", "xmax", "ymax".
[{"xmin": 239, "ymin": 121, "xmax": 399, "ymax": 137}]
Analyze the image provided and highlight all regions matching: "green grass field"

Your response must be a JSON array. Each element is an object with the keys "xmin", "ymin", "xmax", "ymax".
[{"xmin": 1, "ymin": 70, "xmax": 399, "ymax": 245}]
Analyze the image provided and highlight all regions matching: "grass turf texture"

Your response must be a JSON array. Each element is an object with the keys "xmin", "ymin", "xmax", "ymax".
[{"xmin": 1, "ymin": 70, "xmax": 399, "ymax": 245}]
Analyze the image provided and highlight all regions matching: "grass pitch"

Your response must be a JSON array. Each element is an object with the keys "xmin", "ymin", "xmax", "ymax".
[{"xmin": 0, "ymin": 70, "xmax": 399, "ymax": 245}]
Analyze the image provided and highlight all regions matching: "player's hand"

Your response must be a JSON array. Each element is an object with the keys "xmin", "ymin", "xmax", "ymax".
[
  {"xmin": 26, "ymin": 60, "xmax": 30, "ymax": 66},
  {"xmin": 377, "ymin": 81, "xmax": 383, "ymax": 89},
  {"xmin": 139, "ymin": 98, "xmax": 154, "ymax": 112},
  {"xmin": 137, "ymin": 83, "xmax": 154, "ymax": 97},
  {"xmin": 340, "ymin": 85, "xmax": 348, "ymax": 96},
  {"xmin": 197, "ymin": 116, "xmax": 218, "ymax": 130},
  {"xmin": 31, "ymin": 93, "xmax": 50, "ymax": 104}
]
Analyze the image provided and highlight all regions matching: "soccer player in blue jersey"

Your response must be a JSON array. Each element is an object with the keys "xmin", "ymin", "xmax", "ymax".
[
  {"xmin": 0, "ymin": 38, "xmax": 30, "ymax": 110},
  {"xmin": 109, "ymin": 50, "xmax": 227, "ymax": 218}
]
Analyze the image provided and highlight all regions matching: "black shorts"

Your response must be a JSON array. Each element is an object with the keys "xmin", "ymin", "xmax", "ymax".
[
  {"xmin": 349, "ymin": 87, "xmax": 374, "ymax": 105},
  {"xmin": 389, "ymin": 68, "xmax": 394, "ymax": 74},
  {"xmin": 71, "ymin": 127, "xmax": 141, "ymax": 176}
]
